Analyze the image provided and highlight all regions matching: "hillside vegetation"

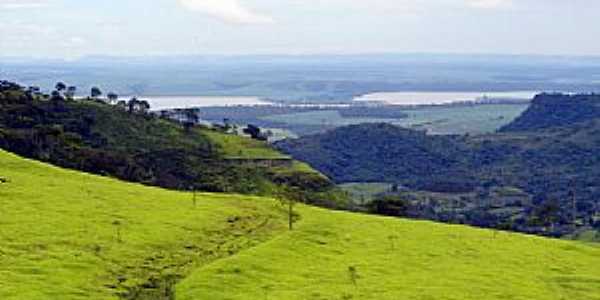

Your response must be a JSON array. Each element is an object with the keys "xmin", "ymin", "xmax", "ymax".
[
  {"xmin": 2, "ymin": 150, "xmax": 600, "ymax": 300},
  {"xmin": 500, "ymin": 93, "xmax": 600, "ymax": 132},
  {"xmin": 277, "ymin": 94, "xmax": 600, "ymax": 237},
  {"xmin": 0, "ymin": 80, "xmax": 340, "ymax": 206}
]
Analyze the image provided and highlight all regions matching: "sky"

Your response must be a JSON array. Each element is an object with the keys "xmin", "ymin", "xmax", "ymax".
[{"xmin": 1, "ymin": 0, "xmax": 599, "ymax": 58}]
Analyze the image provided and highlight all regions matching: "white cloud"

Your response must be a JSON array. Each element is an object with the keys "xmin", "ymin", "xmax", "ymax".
[
  {"xmin": 175, "ymin": 0, "xmax": 516, "ymax": 26},
  {"xmin": 0, "ymin": 0, "xmax": 49, "ymax": 9},
  {"xmin": 178, "ymin": 0, "xmax": 274, "ymax": 24}
]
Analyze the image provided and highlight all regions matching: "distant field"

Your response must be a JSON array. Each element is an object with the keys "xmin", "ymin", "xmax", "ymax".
[
  {"xmin": 397, "ymin": 104, "xmax": 529, "ymax": 134},
  {"xmin": 262, "ymin": 103, "xmax": 529, "ymax": 135},
  {"xmin": 263, "ymin": 110, "xmax": 397, "ymax": 127}
]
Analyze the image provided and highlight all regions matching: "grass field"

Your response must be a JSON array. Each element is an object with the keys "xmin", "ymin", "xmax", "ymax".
[
  {"xmin": 2, "ymin": 150, "xmax": 600, "ymax": 299},
  {"xmin": 263, "ymin": 110, "xmax": 398, "ymax": 127},
  {"xmin": 397, "ymin": 104, "xmax": 529, "ymax": 135},
  {"xmin": 0, "ymin": 150, "xmax": 288, "ymax": 299},
  {"xmin": 200, "ymin": 129, "xmax": 290, "ymax": 159},
  {"xmin": 178, "ymin": 207, "xmax": 600, "ymax": 300}
]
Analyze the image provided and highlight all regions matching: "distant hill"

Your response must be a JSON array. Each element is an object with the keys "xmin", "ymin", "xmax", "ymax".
[
  {"xmin": 500, "ymin": 93, "xmax": 600, "ymax": 132},
  {"xmin": 3, "ymin": 150, "xmax": 600, "ymax": 300},
  {"xmin": 276, "ymin": 98, "xmax": 600, "ymax": 236},
  {"xmin": 276, "ymin": 123, "xmax": 468, "ymax": 183},
  {"xmin": 5, "ymin": 54, "xmax": 600, "ymax": 102},
  {"xmin": 0, "ymin": 80, "xmax": 342, "ymax": 207}
]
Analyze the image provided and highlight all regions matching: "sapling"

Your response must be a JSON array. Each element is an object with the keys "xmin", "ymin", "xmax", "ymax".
[
  {"xmin": 262, "ymin": 284, "xmax": 272, "ymax": 300},
  {"xmin": 274, "ymin": 185, "xmax": 302, "ymax": 231},
  {"xmin": 191, "ymin": 188, "xmax": 197, "ymax": 208},
  {"xmin": 388, "ymin": 234, "xmax": 398, "ymax": 251},
  {"xmin": 348, "ymin": 266, "xmax": 359, "ymax": 287},
  {"xmin": 112, "ymin": 220, "xmax": 122, "ymax": 243}
]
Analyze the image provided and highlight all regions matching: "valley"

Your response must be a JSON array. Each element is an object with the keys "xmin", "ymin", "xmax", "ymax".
[{"xmin": 277, "ymin": 94, "xmax": 600, "ymax": 238}]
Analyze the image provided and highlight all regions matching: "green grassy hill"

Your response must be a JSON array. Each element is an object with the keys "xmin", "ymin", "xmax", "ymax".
[
  {"xmin": 0, "ymin": 150, "xmax": 289, "ymax": 299},
  {"xmin": 200, "ymin": 129, "xmax": 289, "ymax": 160},
  {"xmin": 178, "ymin": 207, "xmax": 600, "ymax": 300},
  {"xmin": 2, "ymin": 149, "xmax": 600, "ymax": 299}
]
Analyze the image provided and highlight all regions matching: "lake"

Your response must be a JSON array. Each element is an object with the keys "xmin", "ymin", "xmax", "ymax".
[
  {"xmin": 142, "ymin": 96, "xmax": 272, "ymax": 110},
  {"xmin": 353, "ymin": 91, "xmax": 539, "ymax": 105}
]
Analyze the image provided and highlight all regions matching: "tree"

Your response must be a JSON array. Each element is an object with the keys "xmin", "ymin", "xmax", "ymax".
[
  {"xmin": 348, "ymin": 266, "xmax": 359, "ymax": 287},
  {"xmin": 127, "ymin": 97, "xmax": 138, "ymax": 114},
  {"xmin": 368, "ymin": 194, "xmax": 409, "ymax": 217},
  {"xmin": 112, "ymin": 220, "xmax": 123, "ymax": 243},
  {"xmin": 569, "ymin": 181, "xmax": 578, "ymax": 228},
  {"xmin": 55, "ymin": 82, "xmax": 67, "ymax": 92},
  {"xmin": 223, "ymin": 118, "xmax": 235, "ymax": 132},
  {"xmin": 126, "ymin": 97, "xmax": 151, "ymax": 114},
  {"xmin": 26, "ymin": 86, "xmax": 41, "ymax": 96},
  {"xmin": 138, "ymin": 100, "xmax": 151, "ymax": 114},
  {"xmin": 182, "ymin": 108, "xmax": 200, "ymax": 132},
  {"xmin": 65, "ymin": 86, "xmax": 77, "ymax": 100},
  {"xmin": 532, "ymin": 199, "xmax": 561, "ymax": 233},
  {"xmin": 107, "ymin": 92, "xmax": 119, "ymax": 104},
  {"xmin": 243, "ymin": 124, "xmax": 267, "ymax": 141},
  {"xmin": 90, "ymin": 87, "xmax": 102, "ymax": 99},
  {"xmin": 274, "ymin": 185, "xmax": 304, "ymax": 230},
  {"xmin": 116, "ymin": 100, "xmax": 127, "ymax": 110},
  {"xmin": 50, "ymin": 90, "xmax": 64, "ymax": 102}
]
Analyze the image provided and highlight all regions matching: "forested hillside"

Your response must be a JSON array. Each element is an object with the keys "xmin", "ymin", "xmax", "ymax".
[
  {"xmin": 500, "ymin": 93, "xmax": 600, "ymax": 132},
  {"xmin": 0, "ymin": 80, "xmax": 343, "ymax": 206},
  {"xmin": 277, "ymin": 94, "xmax": 600, "ymax": 237}
]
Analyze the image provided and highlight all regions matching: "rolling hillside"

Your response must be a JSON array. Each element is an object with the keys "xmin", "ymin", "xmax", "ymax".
[
  {"xmin": 179, "ymin": 207, "xmax": 600, "ymax": 300},
  {"xmin": 0, "ymin": 150, "xmax": 289, "ymax": 299},
  {"xmin": 2, "ymin": 149, "xmax": 600, "ymax": 299}
]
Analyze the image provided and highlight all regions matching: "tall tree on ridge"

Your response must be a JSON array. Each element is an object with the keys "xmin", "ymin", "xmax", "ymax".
[
  {"xmin": 65, "ymin": 86, "xmax": 77, "ymax": 100},
  {"xmin": 55, "ymin": 82, "xmax": 67, "ymax": 93},
  {"xmin": 90, "ymin": 87, "xmax": 102, "ymax": 99},
  {"xmin": 107, "ymin": 92, "xmax": 119, "ymax": 104}
]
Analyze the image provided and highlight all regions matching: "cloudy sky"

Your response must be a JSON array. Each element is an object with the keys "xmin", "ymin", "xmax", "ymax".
[{"xmin": 0, "ymin": 0, "xmax": 599, "ymax": 58}]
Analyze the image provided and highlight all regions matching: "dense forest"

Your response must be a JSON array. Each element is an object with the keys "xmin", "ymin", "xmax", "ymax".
[
  {"xmin": 500, "ymin": 93, "xmax": 600, "ymax": 132},
  {"xmin": 277, "ymin": 94, "xmax": 600, "ymax": 237},
  {"xmin": 0, "ymin": 80, "xmax": 343, "ymax": 207}
]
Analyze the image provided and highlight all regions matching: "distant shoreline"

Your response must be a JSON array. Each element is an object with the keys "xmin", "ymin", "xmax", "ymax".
[
  {"xmin": 142, "ymin": 91, "xmax": 537, "ymax": 111},
  {"xmin": 353, "ymin": 91, "xmax": 539, "ymax": 106}
]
